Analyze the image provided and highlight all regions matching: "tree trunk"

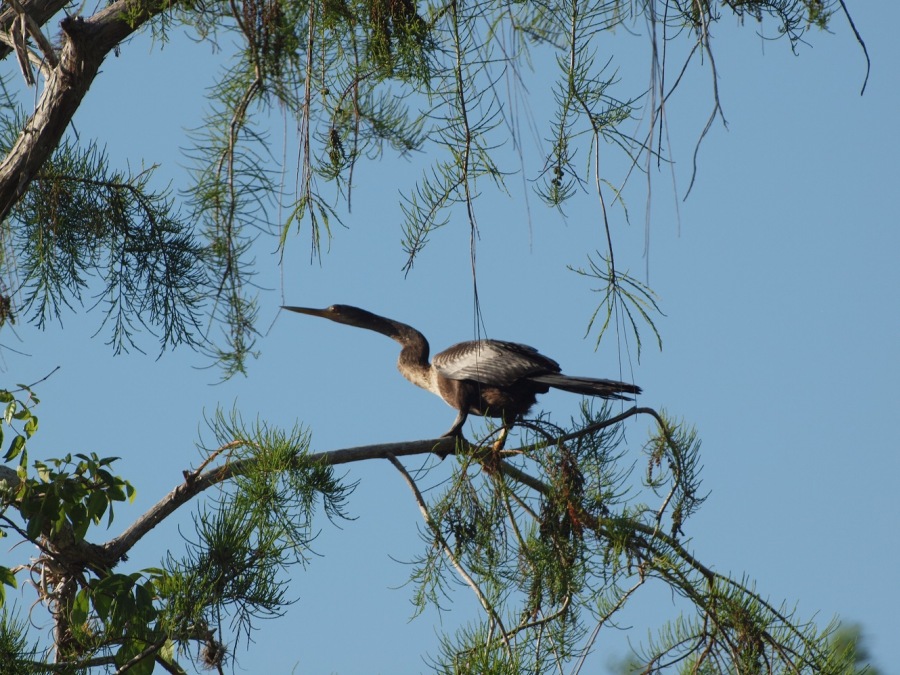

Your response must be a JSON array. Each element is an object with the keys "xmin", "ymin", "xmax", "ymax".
[{"xmin": 0, "ymin": 0, "xmax": 171, "ymax": 222}]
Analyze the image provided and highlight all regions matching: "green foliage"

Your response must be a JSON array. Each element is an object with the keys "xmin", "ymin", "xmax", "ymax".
[
  {"xmin": 830, "ymin": 624, "xmax": 882, "ymax": 675},
  {"xmin": 431, "ymin": 621, "xmax": 527, "ymax": 674},
  {"xmin": 0, "ymin": 0, "xmax": 848, "ymax": 372},
  {"xmin": 0, "ymin": 386, "xmax": 40, "ymax": 607},
  {"xmin": 0, "ymin": 386, "xmax": 163, "ymax": 669},
  {"xmin": 70, "ymin": 572, "xmax": 164, "ymax": 672},
  {"xmin": 10, "ymin": 452, "xmax": 135, "ymax": 542},
  {"xmin": 538, "ymin": 2, "xmax": 637, "ymax": 209},
  {"xmin": 0, "ymin": 388, "xmax": 357, "ymax": 671},
  {"xmin": 0, "ymin": 0, "xmax": 869, "ymax": 671},
  {"xmin": 617, "ymin": 601, "xmax": 874, "ymax": 674},
  {"xmin": 644, "ymin": 412, "xmax": 705, "ymax": 536},
  {"xmin": 400, "ymin": 405, "xmax": 844, "ymax": 672},
  {"xmin": 573, "ymin": 253, "xmax": 664, "ymax": 360},
  {"xmin": 0, "ymin": 376, "xmax": 868, "ymax": 670},
  {"xmin": 152, "ymin": 409, "xmax": 354, "ymax": 667},
  {"xmin": 183, "ymin": 56, "xmax": 273, "ymax": 377},
  {"xmin": 0, "ymin": 611, "xmax": 39, "ymax": 675},
  {"xmin": 0, "ymin": 117, "xmax": 208, "ymax": 356},
  {"xmin": 0, "ymin": 385, "xmax": 38, "ymax": 463},
  {"xmin": 722, "ymin": 0, "xmax": 835, "ymax": 38}
]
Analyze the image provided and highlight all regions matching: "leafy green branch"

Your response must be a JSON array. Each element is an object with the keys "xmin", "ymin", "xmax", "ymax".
[
  {"xmin": 1, "ymin": 122, "xmax": 207, "ymax": 356},
  {"xmin": 388, "ymin": 404, "xmax": 839, "ymax": 672},
  {"xmin": 0, "ymin": 393, "xmax": 356, "ymax": 672},
  {"xmin": 0, "ymin": 381, "xmax": 859, "ymax": 672}
]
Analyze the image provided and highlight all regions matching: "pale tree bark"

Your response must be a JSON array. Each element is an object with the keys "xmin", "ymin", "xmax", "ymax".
[
  {"xmin": 0, "ymin": 0, "xmax": 172, "ymax": 222},
  {"xmin": 0, "ymin": 0, "xmax": 68, "ymax": 61}
]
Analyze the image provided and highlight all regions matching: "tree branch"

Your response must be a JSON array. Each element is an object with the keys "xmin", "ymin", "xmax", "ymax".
[
  {"xmin": 100, "ymin": 435, "xmax": 460, "ymax": 563},
  {"xmin": 5, "ymin": 408, "xmax": 657, "ymax": 574},
  {"xmin": 0, "ymin": 0, "xmax": 179, "ymax": 222},
  {"xmin": 386, "ymin": 452, "xmax": 512, "ymax": 654},
  {"xmin": 4, "ymin": 407, "xmax": 817, "ymax": 668},
  {"xmin": 0, "ymin": 0, "xmax": 67, "ymax": 61},
  {"xmin": 8, "ymin": 409, "xmax": 653, "ymax": 569}
]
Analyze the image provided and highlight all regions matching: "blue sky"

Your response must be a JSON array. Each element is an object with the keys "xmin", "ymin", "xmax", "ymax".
[{"xmin": 2, "ymin": 3, "xmax": 897, "ymax": 673}]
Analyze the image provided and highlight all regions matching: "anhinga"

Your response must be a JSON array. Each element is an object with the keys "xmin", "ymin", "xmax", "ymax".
[{"xmin": 282, "ymin": 304, "xmax": 641, "ymax": 444}]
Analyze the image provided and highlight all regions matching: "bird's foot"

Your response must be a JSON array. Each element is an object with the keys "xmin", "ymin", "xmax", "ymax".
[
  {"xmin": 491, "ymin": 427, "xmax": 510, "ymax": 452},
  {"xmin": 434, "ymin": 431, "xmax": 467, "ymax": 459}
]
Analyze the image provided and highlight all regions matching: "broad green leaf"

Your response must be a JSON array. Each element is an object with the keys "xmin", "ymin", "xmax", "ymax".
[
  {"xmin": 0, "ymin": 565, "xmax": 17, "ymax": 588},
  {"xmin": 134, "ymin": 581, "xmax": 155, "ymax": 614},
  {"xmin": 92, "ymin": 586, "xmax": 112, "ymax": 621},
  {"xmin": 107, "ymin": 483, "xmax": 127, "ymax": 502},
  {"xmin": 115, "ymin": 639, "xmax": 156, "ymax": 675},
  {"xmin": 3, "ymin": 434, "xmax": 25, "ymax": 461},
  {"xmin": 70, "ymin": 588, "xmax": 90, "ymax": 627},
  {"xmin": 3, "ymin": 434, "xmax": 24, "ymax": 461},
  {"xmin": 72, "ymin": 511, "xmax": 91, "ymax": 540},
  {"xmin": 87, "ymin": 489, "xmax": 109, "ymax": 523},
  {"xmin": 25, "ymin": 513, "xmax": 44, "ymax": 540}
]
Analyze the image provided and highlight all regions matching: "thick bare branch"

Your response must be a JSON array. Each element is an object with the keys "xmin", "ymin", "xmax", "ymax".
[
  {"xmin": 0, "ymin": 0, "xmax": 177, "ymax": 222},
  {"xmin": 4, "ymin": 408, "xmax": 658, "ymax": 571},
  {"xmin": 0, "ymin": 0, "xmax": 67, "ymax": 61},
  {"xmin": 101, "ymin": 435, "xmax": 460, "ymax": 563}
]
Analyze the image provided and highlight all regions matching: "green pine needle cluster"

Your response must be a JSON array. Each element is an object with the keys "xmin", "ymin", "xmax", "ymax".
[
  {"xmin": 0, "ymin": 0, "xmax": 847, "ymax": 373},
  {"xmin": 1, "ymin": 116, "xmax": 207, "ymax": 357}
]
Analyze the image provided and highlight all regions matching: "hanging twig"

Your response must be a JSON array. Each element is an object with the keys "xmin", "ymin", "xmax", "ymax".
[
  {"xmin": 836, "ymin": 0, "xmax": 870, "ymax": 95},
  {"xmin": 385, "ymin": 452, "xmax": 513, "ymax": 655}
]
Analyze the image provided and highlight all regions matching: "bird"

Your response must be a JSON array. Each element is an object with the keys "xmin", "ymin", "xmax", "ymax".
[{"xmin": 282, "ymin": 304, "xmax": 641, "ymax": 446}]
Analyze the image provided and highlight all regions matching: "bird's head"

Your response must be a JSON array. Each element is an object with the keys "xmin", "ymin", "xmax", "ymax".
[
  {"xmin": 283, "ymin": 304, "xmax": 355, "ymax": 323},
  {"xmin": 282, "ymin": 304, "xmax": 402, "ymax": 337}
]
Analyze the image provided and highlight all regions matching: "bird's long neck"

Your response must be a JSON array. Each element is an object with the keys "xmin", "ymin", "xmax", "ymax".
[
  {"xmin": 392, "ymin": 324, "xmax": 436, "ymax": 392},
  {"xmin": 355, "ymin": 313, "xmax": 435, "ymax": 392}
]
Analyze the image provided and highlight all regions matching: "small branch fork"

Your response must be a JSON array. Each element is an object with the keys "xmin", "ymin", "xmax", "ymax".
[
  {"xmin": 386, "ymin": 452, "xmax": 513, "ymax": 656},
  {"xmin": 0, "ymin": 0, "xmax": 177, "ymax": 223},
  {"xmin": 0, "ymin": 0, "xmax": 59, "ymax": 84}
]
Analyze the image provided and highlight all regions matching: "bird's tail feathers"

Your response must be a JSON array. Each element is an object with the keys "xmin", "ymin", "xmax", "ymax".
[{"xmin": 531, "ymin": 373, "xmax": 641, "ymax": 400}]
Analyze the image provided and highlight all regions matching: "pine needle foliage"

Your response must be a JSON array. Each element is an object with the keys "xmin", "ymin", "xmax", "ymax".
[
  {"xmin": 155, "ymin": 409, "xmax": 354, "ymax": 665},
  {"xmin": 573, "ymin": 252, "xmax": 664, "ymax": 360},
  {"xmin": 0, "ymin": 389, "xmax": 355, "ymax": 672},
  {"xmin": 0, "ymin": 381, "xmax": 866, "ymax": 671},
  {"xmin": 0, "ymin": 116, "xmax": 207, "ymax": 356},
  {"xmin": 0, "ymin": 611, "xmax": 39, "ymax": 675},
  {"xmin": 0, "ymin": 0, "xmax": 854, "ymax": 372},
  {"xmin": 399, "ymin": 403, "xmax": 847, "ymax": 672},
  {"xmin": 0, "ymin": 0, "xmax": 871, "ymax": 671}
]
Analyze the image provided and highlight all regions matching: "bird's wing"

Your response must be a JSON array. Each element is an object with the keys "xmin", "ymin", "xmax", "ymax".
[{"xmin": 433, "ymin": 340, "xmax": 560, "ymax": 386}]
